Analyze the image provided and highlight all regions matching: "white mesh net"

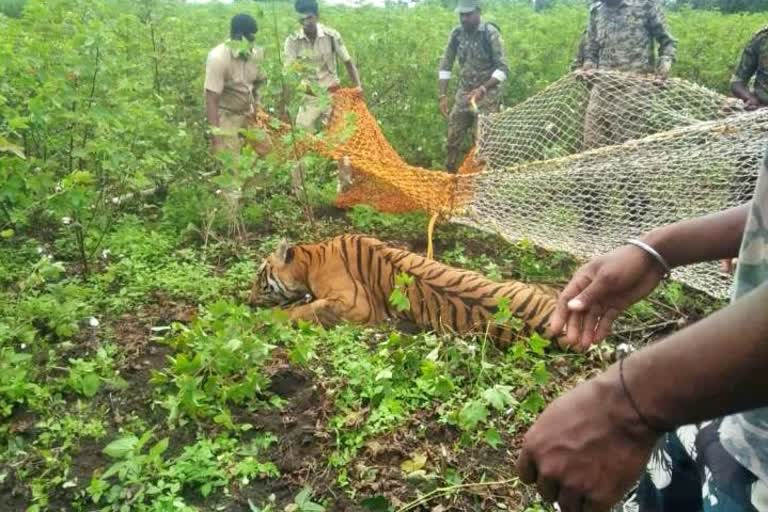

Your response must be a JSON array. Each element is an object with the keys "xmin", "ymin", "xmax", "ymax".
[{"xmin": 454, "ymin": 70, "xmax": 767, "ymax": 299}]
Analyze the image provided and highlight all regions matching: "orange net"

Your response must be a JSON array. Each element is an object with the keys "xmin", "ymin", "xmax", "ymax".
[{"xmin": 248, "ymin": 88, "xmax": 481, "ymax": 216}]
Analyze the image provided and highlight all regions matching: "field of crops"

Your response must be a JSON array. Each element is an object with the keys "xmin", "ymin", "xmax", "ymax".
[{"xmin": 0, "ymin": 0, "xmax": 747, "ymax": 510}]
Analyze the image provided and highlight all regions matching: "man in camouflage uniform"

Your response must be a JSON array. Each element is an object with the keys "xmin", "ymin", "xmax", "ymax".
[
  {"xmin": 731, "ymin": 25, "xmax": 768, "ymax": 110},
  {"xmin": 580, "ymin": 0, "xmax": 677, "ymax": 149},
  {"xmin": 577, "ymin": 0, "xmax": 676, "ymax": 231},
  {"xmin": 438, "ymin": 0, "xmax": 510, "ymax": 173}
]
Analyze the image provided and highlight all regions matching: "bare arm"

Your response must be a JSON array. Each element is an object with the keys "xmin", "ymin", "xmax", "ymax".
[
  {"xmin": 550, "ymin": 203, "xmax": 749, "ymax": 349},
  {"xmin": 205, "ymin": 90, "xmax": 221, "ymax": 128},
  {"xmin": 344, "ymin": 60, "xmax": 362, "ymax": 89},
  {"xmin": 641, "ymin": 203, "xmax": 749, "ymax": 267},
  {"xmin": 627, "ymin": 281, "xmax": 768, "ymax": 427},
  {"xmin": 518, "ymin": 281, "xmax": 768, "ymax": 511}
]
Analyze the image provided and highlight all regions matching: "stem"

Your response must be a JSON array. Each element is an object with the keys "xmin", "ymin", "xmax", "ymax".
[
  {"xmin": 150, "ymin": 23, "xmax": 161, "ymax": 94},
  {"xmin": 78, "ymin": 46, "xmax": 101, "ymax": 171},
  {"xmin": 397, "ymin": 478, "xmax": 519, "ymax": 511}
]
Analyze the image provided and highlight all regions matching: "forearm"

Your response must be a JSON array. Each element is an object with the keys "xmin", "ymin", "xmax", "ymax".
[
  {"xmin": 620, "ymin": 282, "xmax": 768, "ymax": 429},
  {"xmin": 641, "ymin": 204, "xmax": 748, "ymax": 268},
  {"xmin": 344, "ymin": 61, "xmax": 361, "ymax": 88},
  {"xmin": 205, "ymin": 91, "xmax": 220, "ymax": 128},
  {"xmin": 481, "ymin": 76, "xmax": 501, "ymax": 91},
  {"xmin": 439, "ymin": 78, "xmax": 449, "ymax": 97}
]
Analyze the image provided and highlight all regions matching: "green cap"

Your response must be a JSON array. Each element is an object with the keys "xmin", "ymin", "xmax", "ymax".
[{"xmin": 455, "ymin": 0, "xmax": 480, "ymax": 14}]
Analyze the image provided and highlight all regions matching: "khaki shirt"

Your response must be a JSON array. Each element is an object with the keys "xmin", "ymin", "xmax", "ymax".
[
  {"xmin": 585, "ymin": 0, "xmax": 676, "ymax": 74},
  {"xmin": 204, "ymin": 42, "xmax": 267, "ymax": 115},
  {"xmin": 283, "ymin": 24, "xmax": 351, "ymax": 89}
]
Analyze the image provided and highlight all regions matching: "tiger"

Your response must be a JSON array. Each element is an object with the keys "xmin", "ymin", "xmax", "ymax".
[{"xmin": 249, "ymin": 234, "xmax": 559, "ymax": 347}]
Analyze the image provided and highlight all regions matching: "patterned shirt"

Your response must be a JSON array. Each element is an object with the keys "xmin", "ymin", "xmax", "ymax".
[
  {"xmin": 720, "ymin": 148, "xmax": 768, "ymax": 483},
  {"xmin": 283, "ymin": 24, "xmax": 351, "ymax": 89},
  {"xmin": 439, "ymin": 22, "xmax": 510, "ymax": 112},
  {"xmin": 585, "ymin": 0, "xmax": 676, "ymax": 74},
  {"xmin": 204, "ymin": 42, "xmax": 267, "ymax": 115},
  {"xmin": 731, "ymin": 26, "xmax": 768, "ymax": 106}
]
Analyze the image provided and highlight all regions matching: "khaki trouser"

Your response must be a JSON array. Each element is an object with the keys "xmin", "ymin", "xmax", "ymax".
[
  {"xmin": 295, "ymin": 95, "xmax": 332, "ymax": 134},
  {"xmin": 291, "ymin": 94, "xmax": 351, "ymax": 199},
  {"xmin": 218, "ymin": 110, "xmax": 247, "ymax": 154}
]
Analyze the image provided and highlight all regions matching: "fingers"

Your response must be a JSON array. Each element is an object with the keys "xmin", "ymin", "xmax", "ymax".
[
  {"xmin": 578, "ymin": 305, "xmax": 602, "ymax": 351},
  {"xmin": 557, "ymin": 488, "xmax": 585, "ymax": 512},
  {"xmin": 547, "ymin": 272, "xmax": 591, "ymax": 338},
  {"xmin": 593, "ymin": 308, "xmax": 619, "ymax": 344},
  {"xmin": 515, "ymin": 445, "xmax": 537, "ymax": 484},
  {"xmin": 537, "ymin": 473, "xmax": 560, "ymax": 503}
]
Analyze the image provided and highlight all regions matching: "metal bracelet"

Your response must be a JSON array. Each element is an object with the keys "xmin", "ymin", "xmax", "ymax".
[{"xmin": 626, "ymin": 238, "xmax": 672, "ymax": 279}]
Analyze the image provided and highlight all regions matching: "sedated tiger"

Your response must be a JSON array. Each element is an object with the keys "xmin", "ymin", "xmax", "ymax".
[{"xmin": 249, "ymin": 234, "xmax": 558, "ymax": 346}]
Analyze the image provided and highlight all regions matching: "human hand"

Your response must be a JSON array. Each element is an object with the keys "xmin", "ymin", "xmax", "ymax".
[
  {"xmin": 439, "ymin": 95, "xmax": 450, "ymax": 118},
  {"xmin": 575, "ymin": 63, "xmax": 595, "ymax": 80},
  {"xmin": 654, "ymin": 61, "xmax": 670, "ymax": 84},
  {"xmin": 516, "ymin": 367, "xmax": 661, "ymax": 512},
  {"xmin": 721, "ymin": 257, "xmax": 737, "ymax": 274},
  {"xmin": 547, "ymin": 244, "xmax": 666, "ymax": 350},
  {"xmin": 466, "ymin": 85, "xmax": 487, "ymax": 103},
  {"xmin": 745, "ymin": 95, "xmax": 762, "ymax": 111}
]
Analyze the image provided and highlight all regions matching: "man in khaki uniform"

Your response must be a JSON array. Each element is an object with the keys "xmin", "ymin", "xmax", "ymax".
[
  {"xmin": 283, "ymin": 0, "xmax": 362, "ymax": 197},
  {"xmin": 283, "ymin": 0, "xmax": 362, "ymax": 134},
  {"xmin": 205, "ymin": 14, "xmax": 267, "ymax": 154}
]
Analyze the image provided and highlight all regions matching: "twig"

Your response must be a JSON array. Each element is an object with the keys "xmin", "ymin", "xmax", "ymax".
[
  {"xmin": 612, "ymin": 319, "xmax": 680, "ymax": 337},
  {"xmin": 397, "ymin": 477, "xmax": 519, "ymax": 511}
]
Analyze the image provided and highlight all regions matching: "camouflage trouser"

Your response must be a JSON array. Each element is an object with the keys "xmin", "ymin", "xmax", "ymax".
[
  {"xmin": 445, "ymin": 89, "xmax": 500, "ymax": 172},
  {"xmin": 583, "ymin": 81, "xmax": 644, "ymax": 151}
]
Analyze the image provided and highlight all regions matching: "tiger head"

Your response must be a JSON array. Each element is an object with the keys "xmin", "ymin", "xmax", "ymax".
[{"xmin": 249, "ymin": 239, "xmax": 311, "ymax": 307}]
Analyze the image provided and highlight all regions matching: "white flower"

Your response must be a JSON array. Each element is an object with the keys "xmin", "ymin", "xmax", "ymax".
[
  {"xmin": 88, "ymin": 317, "xmax": 100, "ymax": 328},
  {"xmin": 62, "ymin": 216, "xmax": 72, "ymax": 225},
  {"xmin": 55, "ymin": 185, "xmax": 62, "ymax": 193},
  {"xmin": 20, "ymin": 343, "xmax": 26, "ymax": 350},
  {"xmin": 36, "ymin": 246, "xmax": 44, "ymax": 254},
  {"xmin": 215, "ymin": 189, "xmax": 222, "ymax": 195},
  {"xmin": 111, "ymin": 197, "xmax": 119, "ymax": 204},
  {"xmin": 101, "ymin": 249, "xmax": 111, "ymax": 260}
]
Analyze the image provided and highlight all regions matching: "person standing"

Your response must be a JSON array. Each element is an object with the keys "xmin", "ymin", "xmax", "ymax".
[
  {"xmin": 204, "ymin": 14, "xmax": 267, "ymax": 155},
  {"xmin": 438, "ymin": 0, "xmax": 509, "ymax": 172}
]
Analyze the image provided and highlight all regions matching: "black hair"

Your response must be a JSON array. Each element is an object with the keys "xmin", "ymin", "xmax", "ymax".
[
  {"xmin": 230, "ymin": 14, "xmax": 257, "ymax": 39},
  {"xmin": 294, "ymin": 0, "xmax": 319, "ymax": 16}
]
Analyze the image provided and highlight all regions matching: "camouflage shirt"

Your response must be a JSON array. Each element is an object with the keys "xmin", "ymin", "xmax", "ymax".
[
  {"xmin": 439, "ymin": 22, "xmax": 510, "ymax": 110},
  {"xmin": 731, "ymin": 26, "xmax": 768, "ymax": 105},
  {"xmin": 585, "ymin": 0, "xmax": 677, "ymax": 74}
]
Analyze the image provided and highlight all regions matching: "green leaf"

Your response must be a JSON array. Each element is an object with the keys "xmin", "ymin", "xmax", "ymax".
[
  {"xmin": 482, "ymin": 385, "xmax": 516, "ymax": 411},
  {"xmin": 484, "ymin": 428, "xmax": 503, "ymax": 448},
  {"xmin": 400, "ymin": 453, "xmax": 427, "ymax": 474},
  {"xmin": 361, "ymin": 495, "xmax": 393, "ymax": 512},
  {"xmin": 148, "ymin": 438, "xmax": 169, "ymax": 459},
  {"xmin": 80, "ymin": 373, "xmax": 101, "ymax": 397},
  {"xmin": 0, "ymin": 229, "xmax": 14, "ymax": 239},
  {"xmin": 528, "ymin": 333, "xmax": 550, "ymax": 355},
  {"xmin": 103, "ymin": 435, "xmax": 139, "ymax": 459},
  {"xmin": 521, "ymin": 392, "xmax": 546, "ymax": 415},
  {"xmin": 458, "ymin": 399, "xmax": 488, "ymax": 430}
]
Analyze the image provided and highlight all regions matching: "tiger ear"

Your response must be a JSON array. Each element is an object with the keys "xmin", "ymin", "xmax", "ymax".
[{"xmin": 274, "ymin": 239, "xmax": 294, "ymax": 265}]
